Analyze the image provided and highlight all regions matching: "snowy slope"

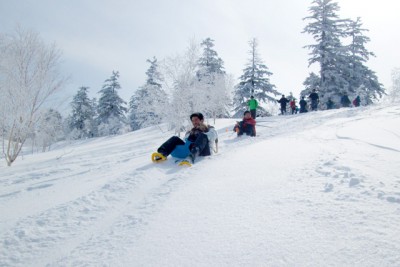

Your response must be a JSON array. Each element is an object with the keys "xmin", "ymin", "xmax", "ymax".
[{"xmin": 1, "ymin": 104, "xmax": 400, "ymax": 266}]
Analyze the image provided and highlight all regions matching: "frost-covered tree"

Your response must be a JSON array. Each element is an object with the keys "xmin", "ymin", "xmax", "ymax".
[
  {"xmin": 0, "ymin": 26, "xmax": 66, "ymax": 166},
  {"xmin": 197, "ymin": 38, "xmax": 231, "ymax": 122},
  {"xmin": 97, "ymin": 71, "xmax": 127, "ymax": 135},
  {"xmin": 388, "ymin": 68, "xmax": 400, "ymax": 103},
  {"xmin": 303, "ymin": 0, "xmax": 350, "ymax": 104},
  {"xmin": 162, "ymin": 38, "xmax": 232, "ymax": 131},
  {"xmin": 233, "ymin": 38, "xmax": 280, "ymax": 117},
  {"xmin": 69, "ymin": 86, "xmax": 97, "ymax": 138},
  {"xmin": 128, "ymin": 57, "xmax": 168, "ymax": 130},
  {"xmin": 344, "ymin": 17, "xmax": 384, "ymax": 104},
  {"xmin": 200, "ymin": 74, "xmax": 233, "ymax": 123},
  {"xmin": 163, "ymin": 39, "xmax": 201, "ymax": 134},
  {"xmin": 303, "ymin": 0, "xmax": 384, "ymax": 106},
  {"xmin": 33, "ymin": 109, "xmax": 63, "ymax": 152},
  {"xmin": 197, "ymin": 37, "xmax": 225, "ymax": 80},
  {"xmin": 301, "ymin": 72, "xmax": 321, "ymax": 97}
]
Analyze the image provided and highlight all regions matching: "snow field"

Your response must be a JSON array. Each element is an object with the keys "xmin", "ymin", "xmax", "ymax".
[{"xmin": 1, "ymin": 104, "xmax": 400, "ymax": 266}]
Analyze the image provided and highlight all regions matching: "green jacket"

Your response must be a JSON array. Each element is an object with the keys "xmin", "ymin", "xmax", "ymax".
[{"xmin": 248, "ymin": 99, "xmax": 258, "ymax": 110}]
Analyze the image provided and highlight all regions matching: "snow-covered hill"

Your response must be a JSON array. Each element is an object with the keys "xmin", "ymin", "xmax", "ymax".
[{"xmin": 1, "ymin": 104, "xmax": 400, "ymax": 266}]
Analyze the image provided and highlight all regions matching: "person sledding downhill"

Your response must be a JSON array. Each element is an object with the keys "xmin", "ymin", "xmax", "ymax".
[
  {"xmin": 233, "ymin": 111, "xmax": 256, "ymax": 137},
  {"xmin": 151, "ymin": 112, "xmax": 218, "ymax": 166}
]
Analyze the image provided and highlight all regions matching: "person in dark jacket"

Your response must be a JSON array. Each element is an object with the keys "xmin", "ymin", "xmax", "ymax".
[
  {"xmin": 353, "ymin": 95, "xmax": 361, "ymax": 107},
  {"xmin": 299, "ymin": 96, "xmax": 308, "ymax": 113},
  {"xmin": 233, "ymin": 111, "xmax": 256, "ymax": 137},
  {"xmin": 340, "ymin": 93, "xmax": 351, "ymax": 107},
  {"xmin": 326, "ymin": 97, "xmax": 335, "ymax": 110},
  {"xmin": 277, "ymin": 95, "xmax": 290, "ymax": 115},
  {"xmin": 308, "ymin": 89, "xmax": 319, "ymax": 111},
  {"xmin": 152, "ymin": 112, "xmax": 218, "ymax": 163}
]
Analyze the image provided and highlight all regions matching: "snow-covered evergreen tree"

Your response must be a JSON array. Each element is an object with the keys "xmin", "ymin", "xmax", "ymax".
[
  {"xmin": 97, "ymin": 71, "xmax": 127, "ymax": 135},
  {"xmin": 344, "ymin": 17, "xmax": 384, "ymax": 104},
  {"xmin": 233, "ymin": 38, "xmax": 280, "ymax": 117},
  {"xmin": 303, "ymin": 0, "xmax": 350, "ymax": 104},
  {"xmin": 128, "ymin": 57, "xmax": 168, "ymax": 130},
  {"xmin": 197, "ymin": 37, "xmax": 225, "ymax": 80},
  {"xmin": 301, "ymin": 72, "xmax": 321, "ymax": 97},
  {"xmin": 69, "ymin": 86, "xmax": 97, "ymax": 139},
  {"xmin": 197, "ymin": 38, "xmax": 231, "ymax": 122},
  {"xmin": 303, "ymin": 0, "xmax": 384, "ymax": 106}
]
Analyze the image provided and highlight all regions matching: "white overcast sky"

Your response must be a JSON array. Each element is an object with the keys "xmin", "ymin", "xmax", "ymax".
[{"xmin": 1, "ymin": 0, "xmax": 399, "ymax": 113}]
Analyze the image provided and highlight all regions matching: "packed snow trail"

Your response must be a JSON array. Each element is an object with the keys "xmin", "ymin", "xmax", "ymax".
[{"xmin": 1, "ymin": 104, "xmax": 399, "ymax": 266}]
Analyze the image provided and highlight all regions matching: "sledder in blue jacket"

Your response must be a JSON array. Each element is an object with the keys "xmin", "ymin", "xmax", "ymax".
[{"xmin": 155, "ymin": 112, "xmax": 218, "ymax": 163}]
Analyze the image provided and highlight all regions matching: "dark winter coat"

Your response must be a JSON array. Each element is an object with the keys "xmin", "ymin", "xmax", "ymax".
[
  {"xmin": 158, "ymin": 125, "xmax": 218, "ymax": 158},
  {"xmin": 299, "ymin": 99, "xmax": 308, "ymax": 113},
  {"xmin": 326, "ymin": 99, "xmax": 335, "ymax": 110},
  {"xmin": 309, "ymin": 92, "xmax": 319, "ymax": 110},
  {"xmin": 341, "ymin": 95, "xmax": 351, "ymax": 107},
  {"xmin": 278, "ymin": 97, "xmax": 289, "ymax": 108},
  {"xmin": 309, "ymin": 92, "xmax": 319, "ymax": 101}
]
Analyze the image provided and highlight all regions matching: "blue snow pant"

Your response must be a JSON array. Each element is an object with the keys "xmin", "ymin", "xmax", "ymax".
[{"xmin": 157, "ymin": 133, "xmax": 210, "ymax": 159}]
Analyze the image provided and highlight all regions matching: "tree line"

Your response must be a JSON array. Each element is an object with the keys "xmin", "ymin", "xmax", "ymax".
[
  {"xmin": 1, "ymin": 0, "xmax": 397, "ymax": 166},
  {"xmin": 301, "ymin": 0, "xmax": 385, "ymax": 105}
]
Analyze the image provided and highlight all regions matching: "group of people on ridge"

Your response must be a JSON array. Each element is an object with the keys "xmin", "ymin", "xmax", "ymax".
[
  {"xmin": 325, "ymin": 92, "xmax": 361, "ymax": 109},
  {"xmin": 277, "ymin": 89, "xmax": 361, "ymax": 113},
  {"xmin": 277, "ymin": 89, "xmax": 320, "ymax": 115}
]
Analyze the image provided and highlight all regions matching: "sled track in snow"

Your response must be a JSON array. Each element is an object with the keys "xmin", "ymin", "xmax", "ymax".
[{"xmin": 0, "ymin": 159, "xmax": 195, "ymax": 266}]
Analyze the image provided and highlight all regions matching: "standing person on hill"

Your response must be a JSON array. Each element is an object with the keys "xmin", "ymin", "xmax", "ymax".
[
  {"xmin": 308, "ymin": 89, "xmax": 319, "ymax": 111},
  {"xmin": 233, "ymin": 111, "xmax": 256, "ymax": 137},
  {"xmin": 152, "ymin": 112, "xmax": 218, "ymax": 164},
  {"xmin": 247, "ymin": 95, "xmax": 258, "ymax": 119},
  {"xmin": 277, "ymin": 95, "xmax": 290, "ymax": 115},
  {"xmin": 353, "ymin": 95, "xmax": 361, "ymax": 107},
  {"xmin": 289, "ymin": 99, "xmax": 297, "ymax": 114},
  {"xmin": 299, "ymin": 96, "xmax": 308, "ymax": 113},
  {"xmin": 340, "ymin": 92, "xmax": 351, "ymax": 107}
]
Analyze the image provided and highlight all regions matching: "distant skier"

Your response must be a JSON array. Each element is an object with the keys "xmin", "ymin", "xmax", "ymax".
[
  {"xmin": 277, "ymin": 95, "xmax": 290, "ymax": 115},
  {"xmin": 152, "ymin": 112, "xmax": 218, "ymax": 163},
  {"xmin": 247, "ymin": 95, "xmax": 258, "ymax": 119},
  {"xmin": 308, "ymin": 89, "xmax": 319, "ymax": 111},
  {"xmin": 233, "ymin": 111, "xmax": 256, "ymax": 137},
  {"xmin": 340, "ymin": 93, "xmax": 351, "ymax": 107},
  {"xmin": 353, "ymin": 95, "xmax": 361, "ymax": 107},
  {"xmin": 299, "ymin": 96, "xmax": 308, "ymax": 113},
  {"xmin": 289, "ymin": 99, "xmax": 297, "ymax": 114}
]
